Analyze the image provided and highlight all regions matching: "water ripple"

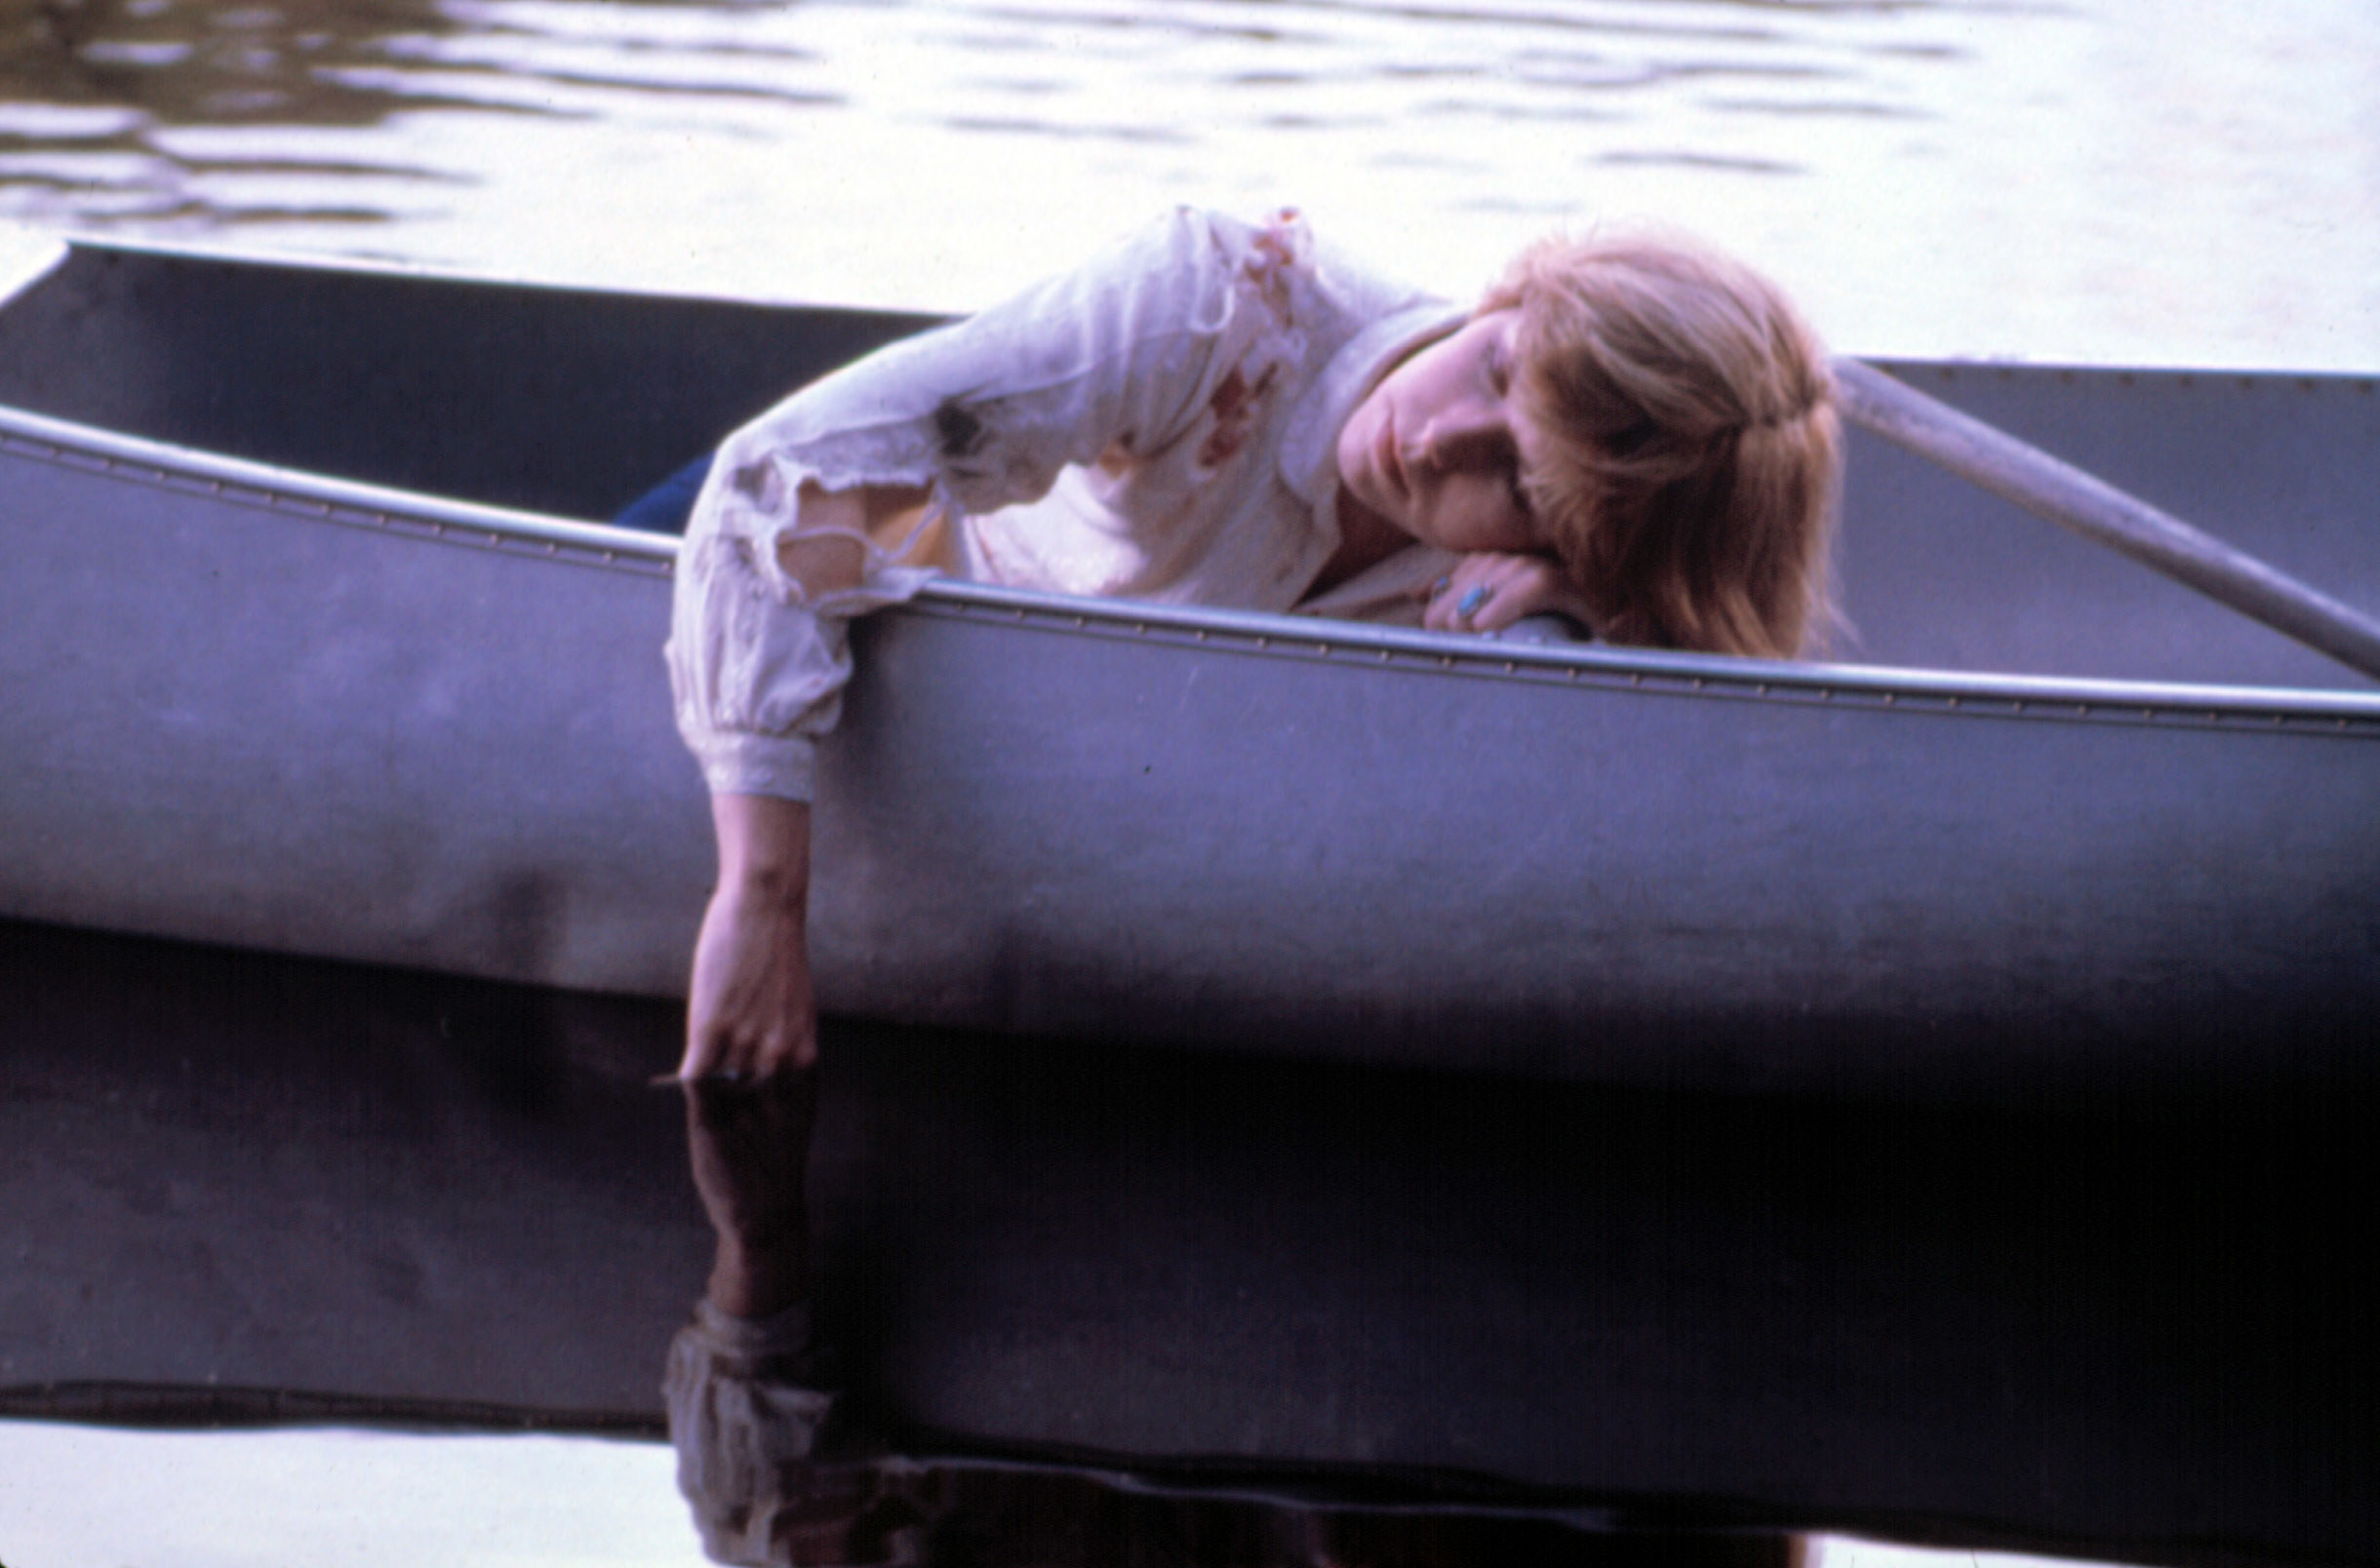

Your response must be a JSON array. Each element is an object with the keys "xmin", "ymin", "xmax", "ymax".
[
  {"xmin": 1598, "ymin": 147, "xmax": 1805, "ymax": 175},
  {"xmin": 1, "ymin": 0, "xmax": 2367, "ymax": 368}
]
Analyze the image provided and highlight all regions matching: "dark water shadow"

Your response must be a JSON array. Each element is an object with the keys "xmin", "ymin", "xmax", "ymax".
[{"xmin": 6, "ymin": 913, "xmax": 2368, "ymax": 1564}]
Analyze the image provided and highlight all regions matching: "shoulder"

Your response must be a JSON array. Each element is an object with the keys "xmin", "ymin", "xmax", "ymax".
[
  {"xmin": 1093, "ymin": 206, "xmax": 1324, "ymax": 298},
  {"xmin": 1119, "ymin": 204, "xmax": 1299, "ymax": 254},
  {"xmin": 1121, "ymin": 207, "xmax": 1440, "ymax": 342}
]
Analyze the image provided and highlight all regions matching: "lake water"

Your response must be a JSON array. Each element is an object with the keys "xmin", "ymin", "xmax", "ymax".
[{"xmin": 3, "ymin": 0, "xmax": 2376, "ymax": 371}]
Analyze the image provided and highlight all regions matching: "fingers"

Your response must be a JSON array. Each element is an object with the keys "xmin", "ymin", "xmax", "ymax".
[
  {"xmin": 681, "ymin": 1006, "xmax": 817, "ymax": 1081},
  {"xmin": 680, "ymin": 886, "xmax": 819, "ymax": 1082},
  {"xmin": 1424, "ymin": 555, "xmax": 1570, "ymax": 633},
  {"xmin": 681, "ymin": 998, "xmax": 816, "ymax": 1080},
  {"xmin": 1421, "ymin": 570, "xmax": 1470, "ymax": 632},
  {"xmin": 679, "ymin": 1018, "xmax": 816, "ymax": 1083}
]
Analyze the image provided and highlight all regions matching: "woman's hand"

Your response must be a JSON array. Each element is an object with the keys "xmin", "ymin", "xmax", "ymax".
[
  {"xmin": 681, "ymin": 794, "xmax": 818, "ymax": 1081},
  {"xmin": 1423, "ymin": 552, "xmax": 1596, "ymax": 635}
]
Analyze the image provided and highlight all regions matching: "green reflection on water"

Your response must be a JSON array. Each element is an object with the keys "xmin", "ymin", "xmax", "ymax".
[
  {"xmin": 0, "ymin": 0, "xmax": 721, "ymax": 229},
  {"xmin": 4, "ymin": 0, "xmax": 542, "ymax": 124}
]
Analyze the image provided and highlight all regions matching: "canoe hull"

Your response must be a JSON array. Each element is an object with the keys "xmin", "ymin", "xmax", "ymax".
[
  {"xmin": 5, "ymin": 404, "xmax": 2374, "ymax": 1096},
  {"xmin": 5, "ymin": 237, "xmax": 2377, "ymax": 1095},
  {"xmin": 824, "ymin": 595, "xmax": 2379, "ymax": 1093},
  {"xmin": 0, "ymin": 425, "xmax": 708, "ymax": 998}
]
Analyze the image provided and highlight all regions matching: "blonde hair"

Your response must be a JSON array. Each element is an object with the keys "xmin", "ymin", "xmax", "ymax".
[{"xmin": 1484, "ymin": 234, "xmax": 1841, "ymax": 658}]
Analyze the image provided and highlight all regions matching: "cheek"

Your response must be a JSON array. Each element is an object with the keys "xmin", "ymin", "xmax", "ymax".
[
  {"xmin": 1447, "ymin": 482, "xmax": 1532, "ymax": 551},
  {"xmin": 1335, "ymin": 397, "xmax": 1382, "ymax": 485}
]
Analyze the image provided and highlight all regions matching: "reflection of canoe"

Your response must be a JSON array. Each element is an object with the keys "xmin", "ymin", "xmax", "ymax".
[{"xmin": 2, "ymin": 232, "xmax": 2375, "ymax": 1096}]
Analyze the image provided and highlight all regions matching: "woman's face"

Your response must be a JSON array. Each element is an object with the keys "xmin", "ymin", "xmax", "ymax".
[{"xmin": 1335, "ymin": 309, "xmax": 1553, "ymax": 556}]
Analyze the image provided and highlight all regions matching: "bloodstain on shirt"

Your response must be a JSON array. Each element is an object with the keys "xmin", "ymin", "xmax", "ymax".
[{"xmin": 1199, "ymin": 364, "xmax": 1279, "ymax": 469}]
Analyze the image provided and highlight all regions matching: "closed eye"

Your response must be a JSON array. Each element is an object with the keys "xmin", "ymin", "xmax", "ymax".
[
  {"xmin": 1487, "ymin": 343, "xmax": 1534, "ymax": 512},
  {"xmin": 1490, "ymin": 431, "xmax": 1532, "ymax": 514}
]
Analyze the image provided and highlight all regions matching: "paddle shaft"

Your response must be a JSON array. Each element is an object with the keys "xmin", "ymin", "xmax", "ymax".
[{"xmin": 1831, "ymin": 358, "xmax": 2380, "ymax": 684}]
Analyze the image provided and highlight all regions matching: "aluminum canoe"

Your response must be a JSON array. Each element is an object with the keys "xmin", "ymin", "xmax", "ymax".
[{"xmin": 2, "ymin": 230, "xmax": 2374, "ymax": 1097}]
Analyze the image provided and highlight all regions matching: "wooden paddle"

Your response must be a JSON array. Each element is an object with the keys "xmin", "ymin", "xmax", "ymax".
[{"xmin": 1831, "ymin": 358, "xmax": 2380, "ymax": 684}]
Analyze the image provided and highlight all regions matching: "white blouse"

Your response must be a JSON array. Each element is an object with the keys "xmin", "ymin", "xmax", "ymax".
[{"xmin": 665, "ymin": 206, "xmax": 1467, "ymax": 801}]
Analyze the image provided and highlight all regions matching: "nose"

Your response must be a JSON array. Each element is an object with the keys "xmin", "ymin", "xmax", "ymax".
[{"xmin": 1412, "ymin": 401, "xmax": 1510, "ymax": 473}]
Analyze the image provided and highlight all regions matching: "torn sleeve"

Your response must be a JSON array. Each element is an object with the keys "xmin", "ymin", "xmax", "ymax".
[{"xmin": 665, "ymin": 208, "xmax": 1311, "ymax": 800}]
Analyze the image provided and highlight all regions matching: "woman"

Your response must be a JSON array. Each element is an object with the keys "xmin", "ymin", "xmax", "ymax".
[{"xmin": 666, "ymin": 207, "xmax": 1840, "ymax": 1082}]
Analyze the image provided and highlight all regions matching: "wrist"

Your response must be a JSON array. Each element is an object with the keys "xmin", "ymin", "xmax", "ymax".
[
  {"xmin": 712, "ymin": 793, "xmax": 812, "ymax": 899},
  {"xmin": 709, "ymin": 1238, "xmax": 810, "ymax": 1320},
  {"xmin": 721, "ymin": 858, "xmax": 810, "ymax": 908}
]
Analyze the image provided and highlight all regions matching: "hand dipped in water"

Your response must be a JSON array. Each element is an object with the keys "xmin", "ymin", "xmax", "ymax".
[{"xmin": 681, "ymin": 794, "xmax": 818, "ymax": 1081}]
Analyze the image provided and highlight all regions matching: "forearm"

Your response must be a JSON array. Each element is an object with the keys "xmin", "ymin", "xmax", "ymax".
[
  {"xmin": 674, "ymin": 490, "xmax": 929, "ymax": 1085},
  {"xmin": 712, "ymin": 791, "xmax": 813, "ymax": 905},
  {"xmin": 708, "ymin": 1228, "xmax": 810, "ymax": 1318}
]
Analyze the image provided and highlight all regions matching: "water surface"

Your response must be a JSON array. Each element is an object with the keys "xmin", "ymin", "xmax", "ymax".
[{"xmin": 3, "ymin": 0, "xmax": 2375, "ymax": 369}]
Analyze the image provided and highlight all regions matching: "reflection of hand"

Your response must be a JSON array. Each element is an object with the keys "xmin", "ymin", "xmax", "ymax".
[
  {"xmin": 685, "ymin": 1072, "xmax": 816, "ymax": 1319},
  {"xmin": 1423, "ymin": 552, "xmax": 1596, "ymax": 635}
]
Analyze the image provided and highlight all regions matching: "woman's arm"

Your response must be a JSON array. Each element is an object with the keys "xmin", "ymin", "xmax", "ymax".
[
  {"xmin": 668, "ymin": 213, "xmax": 1309, "ymax": 1077},
  {"xmin": 679, "ymin": 483, "xmax": 922, "ymax": 1083}
]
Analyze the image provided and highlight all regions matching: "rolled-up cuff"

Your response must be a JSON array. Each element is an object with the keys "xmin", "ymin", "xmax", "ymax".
[
  {"xmin": 664, "ymin": 1296, "xmax": 834, "ymax": 1476},
  {"xmin": 687, "ymin": 728, "xmax": 819, "ymax": 803},
  {"xmin": 666, "ymin": 1299, "xmax": 846, "ymax": 1565},
  {"xmin": 683, "ymin": 1296, "xmax": 821, "ymax": 1374}
]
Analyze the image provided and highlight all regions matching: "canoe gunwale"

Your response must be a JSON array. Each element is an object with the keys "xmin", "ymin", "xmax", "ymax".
[
  {"xmin": 0, "ymin": 401, "xmax": 672, "ymax": 578},
  {"xmin": 31, "ymin": 227, "xmax": 889, "ymax": 314},
  {"xmin": 916, "ymin": 577, "xmax": 2380, "ymax": 730},
  {"xmin": 8, "ymin": 398, "xmax": 2380, "ymax": 732}
]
